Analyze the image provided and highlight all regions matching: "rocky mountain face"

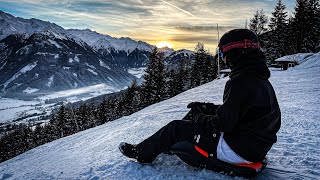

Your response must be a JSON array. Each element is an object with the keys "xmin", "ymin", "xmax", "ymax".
[
  {"xmin": 0, "ymin": 31, "xmax": 136, "ymax": 99},
  {"xmin": 0, "ymin": 11, "xmax": 193, "ymax": 99}
]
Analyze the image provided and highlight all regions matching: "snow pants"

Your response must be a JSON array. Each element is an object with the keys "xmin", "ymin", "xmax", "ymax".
[{"xmin": 135, "ymin": 116, "xmax": 221, "ymax": 167}]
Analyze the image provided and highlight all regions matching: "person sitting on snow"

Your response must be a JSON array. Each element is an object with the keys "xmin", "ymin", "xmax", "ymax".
[{"xmin": 119, "ymin": 29, "xmax": 281, "ymax": 177}]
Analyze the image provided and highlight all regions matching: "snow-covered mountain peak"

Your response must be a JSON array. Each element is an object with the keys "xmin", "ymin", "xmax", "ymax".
[
  {"xmin": 67, "ymin": 29, "xmax": 153, "ymax": 53},
  {"xmin": 170, "ymin": 49, "xmax": 194, "ymax": 57},
  {"xmin": 0, "ymin": 11, "xmax": 153, "ymax": 54},
  {"xmin": 0, "ymin": 11, "xmax": 65, "ymax": 40},
  {"xmin": 158, "ymin": 46, "xmax": 175, "ymax": 57}
]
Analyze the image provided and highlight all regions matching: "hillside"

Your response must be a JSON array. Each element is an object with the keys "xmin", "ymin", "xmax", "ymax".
[{"xmin": 0, "ymin": 53, "xmax": 319, "ymax": 179}]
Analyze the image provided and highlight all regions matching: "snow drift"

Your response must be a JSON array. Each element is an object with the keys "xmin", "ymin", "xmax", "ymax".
[{"xmin": 0, "ymin": 53, "xmax": 319, "ymax": 179}]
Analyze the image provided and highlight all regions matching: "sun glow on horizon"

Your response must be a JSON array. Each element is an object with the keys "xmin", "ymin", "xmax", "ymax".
[{"xmin": 155, "ymin": 41, "xmax": 173, "ymax": 48}]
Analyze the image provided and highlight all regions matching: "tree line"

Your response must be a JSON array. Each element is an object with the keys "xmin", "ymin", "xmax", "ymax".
[
  {"xmin": 0, "ymin": 43, "xmax": 218, "ymax": 163},
  {"xmin": 248, "ymin": 0, "xmax": 319, "ymax": 63}
]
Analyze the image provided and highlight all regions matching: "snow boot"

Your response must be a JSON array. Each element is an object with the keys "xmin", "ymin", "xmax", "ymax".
[{"xmin": 119, "ymin": 142, "xmax": 138, "ymax": 160}]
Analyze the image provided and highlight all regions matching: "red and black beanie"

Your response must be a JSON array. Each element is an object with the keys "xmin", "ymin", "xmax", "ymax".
[{"xmin": 218, "ymin": 29, "xmax": 260, "ymax": 54}]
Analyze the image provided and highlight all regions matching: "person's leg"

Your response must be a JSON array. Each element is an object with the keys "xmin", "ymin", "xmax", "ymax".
[
  {"xmin": 133, "ymin": 120, "xmax": 196, "ymax": 163},
  {"xmin": 170, "ymin": 141, "xmax": 210, "ymax": 168}
]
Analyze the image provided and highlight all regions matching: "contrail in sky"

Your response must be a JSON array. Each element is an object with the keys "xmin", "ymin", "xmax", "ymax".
[{"xmin": 159, "ymin": 0, "xmax": 195, "ymax": 17}]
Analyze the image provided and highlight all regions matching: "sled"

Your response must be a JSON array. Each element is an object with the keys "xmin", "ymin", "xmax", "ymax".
[{"xmin": 170, "ymin": 141, "xmax": 267, "ymax": 178}]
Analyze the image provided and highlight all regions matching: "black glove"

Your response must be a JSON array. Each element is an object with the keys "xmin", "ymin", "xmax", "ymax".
[
  {"xmin": 193, "ymin": 105, "xmax": 220, "ymax": 134},
  {"xmin": 191, "ymin": 105, "xmax": 205, "ymax": 124},
  {"xmin": 187, "ymin": 102, "xmax": 203, "ymax": 109},
  {"xmin": 187, "ymin": 102, "xmax": 219, "ymax": 115}
]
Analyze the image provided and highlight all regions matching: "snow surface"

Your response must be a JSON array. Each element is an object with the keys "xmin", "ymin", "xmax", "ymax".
[
  {"xmin": 87, "ymin": 69, "xmax": 98, "ymax": 76},
  {"xmin": 0, "ymin": 53, "xmax": 319, "ymax": 179},
  {"xmin": 2, "ymin": 62, "xmax": 37, "ymax": 91},
  {"xmin": 47, "ymin": 39, "xmax": 62, "ymax": 49},
  {"xmin": 0, "ymin": 97, "xmax": 40, "ymax": 123},
  {"xmin": 127, "ymin": 67, "xmax": 146, "ymax": 79},
  {"xmin": 0, "ymin": 98, "xmax": 38, "ymax": 110},
  {"xmin": 23, "ymin": 87, "xmax": 39, "ymax": 94},
  {"xmin": 68, "ymin": 58, "xmax": 74, "ymax": 63},
  {"xmin": 275, "ymin": 53, "xmax": 314, "ymax": 64},
  {"xmin": 45, "ymin": 75, "xmax": 54, "ymax": 87},
  {"xmin": 37, "ymin": 83, "xmax": 120, "ymax": 102},
  {"xmin": 99, "ymin": 59, "xmax": 111, "ymax": 70},
  {"xmin": 68, "ymin": 55, "xmax": 80, "ymax": 63},
  {"xmin": 85, "ymin": 63, "xmax": 96, "ymax": 69},
  {"xmin": 0, "ymin": 61, "xmax": 7, "ymax": 71},
  {"xmin": 63, "ymin": 67, "xmax": 71, "ymax": 70},
  {"xmin": 0, "ymin": 106, "xmax": 35, "ymax": 123}
]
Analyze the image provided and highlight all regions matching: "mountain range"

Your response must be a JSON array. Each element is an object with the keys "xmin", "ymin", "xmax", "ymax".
[{"xmin": 0, "ymin": 11, "xmax": 193, "ymax": 100}]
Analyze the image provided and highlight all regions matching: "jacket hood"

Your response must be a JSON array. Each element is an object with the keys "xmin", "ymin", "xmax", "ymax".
[{"xmin": 229, "ymin": 50, "xmax": 270, "ymax": 80}]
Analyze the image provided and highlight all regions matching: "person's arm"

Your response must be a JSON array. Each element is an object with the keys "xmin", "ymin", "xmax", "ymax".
[{"xmin": 194, "ymin": 79, "xmax": 248, "ymax": 133}]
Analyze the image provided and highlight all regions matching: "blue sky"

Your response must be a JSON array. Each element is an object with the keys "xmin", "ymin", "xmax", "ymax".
[{"xmin": 0, "ymin": 0, "xmax": 295, "ymax": 50}]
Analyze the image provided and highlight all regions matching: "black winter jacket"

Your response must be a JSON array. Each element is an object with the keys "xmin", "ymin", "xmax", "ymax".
[{"xmin": 199, "ymin": 50, "xmax": 281, "ymax": 162}]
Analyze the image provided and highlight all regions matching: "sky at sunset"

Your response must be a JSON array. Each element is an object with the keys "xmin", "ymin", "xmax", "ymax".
[{"xmin": 0, "ymin": 0, "xmax": 295, "ymax": 51}]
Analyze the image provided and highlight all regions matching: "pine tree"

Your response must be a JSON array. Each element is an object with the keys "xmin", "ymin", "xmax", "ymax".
[
  {"xmin": 48, "ymin": 114, "xmax": 60, "ymax": 140},
  {"xmin": 55, "ymin": 105, "xmax": 72, "ymax": 137},
  {"xmin": 292, "ymin": 0, "xmax": 310, "ymax": 52},
  {"xmin": 205, "ymin": 54, "xmax": 218, "ymax": 82},
  {"xmin": 266, "ymin": 0, "xmax": 288, "ymax": 61},
  {"xmin": 96, "ymin": 98, "xmax": 108, "ymax": 124},
  {"xmin": 24, "ymin": 127, "xmax": 34, "ymax": 150},
  {"xmin": 122, "ymin": 80, "xmax": 139, "ymax": 114},
  {"xmin": 75, "ymin": 104, "xmax": 88, "ymax": 130},
  {"xmin": 165, "ymin": 69, "xmax": 177, "ymax": 97},
  {"xmin": 249, "ymin": 9, "xmax": 268, "ymax": 35},
  {"xmin": 105, "ymin": 99, "xmax": 116, "ymax": 121},
  {"xmin": 285, "ymin": 15, "xmax": 297, "ymax": 55},
  {"xmin": 269, "ymin": 0, "xmax": 287, "ymax": 31},
  {"xmin": 33, "ymin": 124, "xmax": 43, "ymax": 146},
  {"xmin": 141, "ymin": 47, "xmax": 166, "ymax": 105},
  {"xmin": 86, "ymin": 104, "xmax": 97, "ymax": 128},
  {"xmin": 305, "ymin": 0, "xmax": 320, "ymax": 52},
  {"xmin": 190, "ymin": 42, "xmax": 210, "ymax": 87},
  {"xmin": 175, "ymin": 61, "xmax": 187, "ymax": 93}
]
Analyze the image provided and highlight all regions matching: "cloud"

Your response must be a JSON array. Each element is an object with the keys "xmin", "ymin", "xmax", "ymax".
[
  {"xmin": 0, "ymin": 0, "xmax": 295, "ymax": 50},
  {"xmin": 175, "ymin": 25, "xmax": 239, "ymax": 32}
]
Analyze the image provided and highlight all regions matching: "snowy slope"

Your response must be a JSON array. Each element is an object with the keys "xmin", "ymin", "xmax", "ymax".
[
  {"xmin": 0, "ymin": 53, "xmax": 319, "ymax": 179},
  {"xmin": 275, "ymin": 53, "xmax": 314, "ymax": 64}
]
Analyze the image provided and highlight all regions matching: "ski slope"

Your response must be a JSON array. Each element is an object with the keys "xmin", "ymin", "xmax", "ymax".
[{"xmin": 0, "ymin": 53, "xmax": 319, "ymax": 179}]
